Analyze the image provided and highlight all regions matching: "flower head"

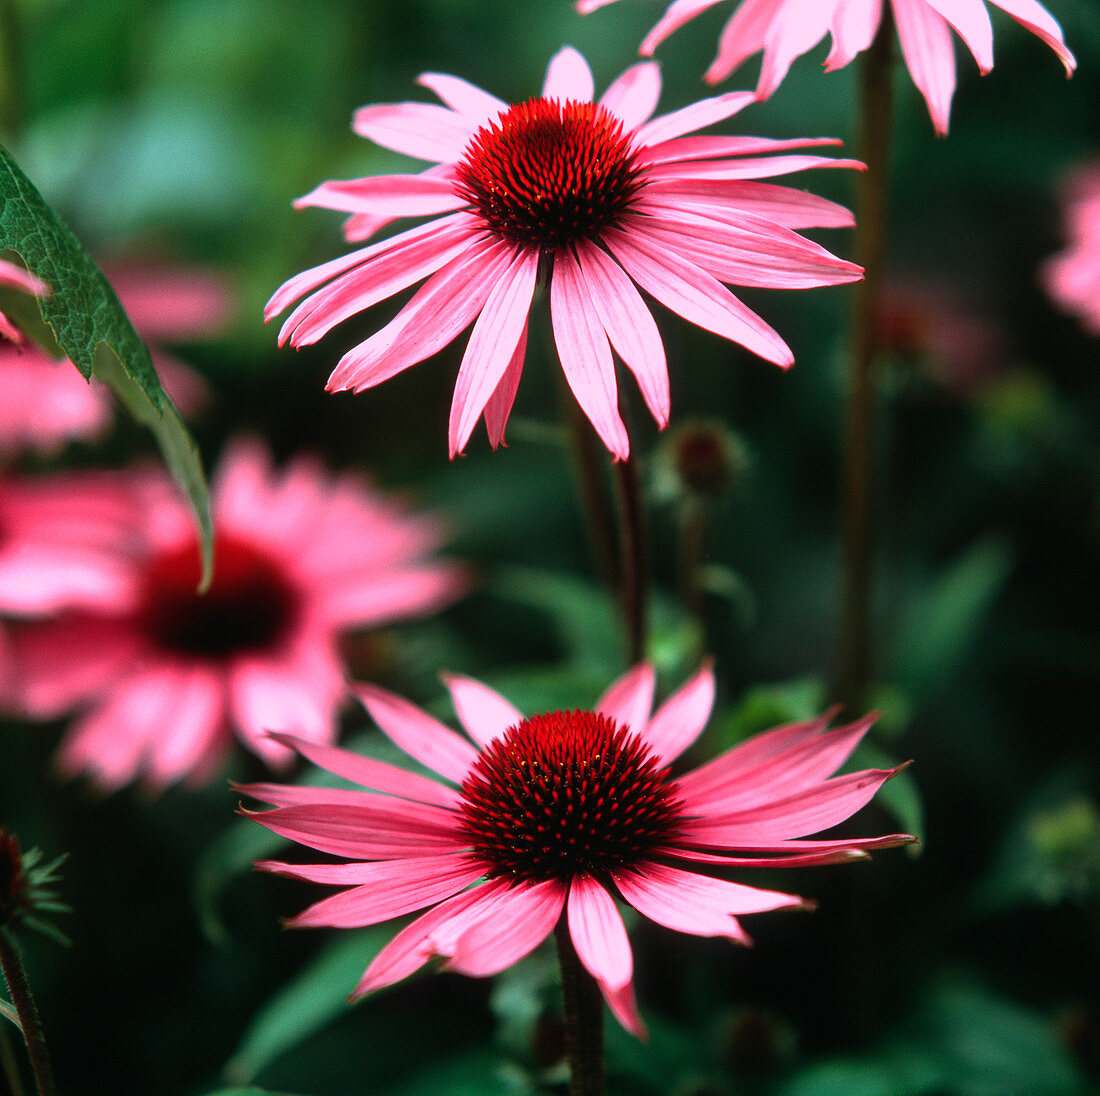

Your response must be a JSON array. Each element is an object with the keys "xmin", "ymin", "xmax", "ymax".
[
  {"xmin": 0, "ymin": 828, "xmax": 69, "ymax": 943},
  {"xmin": 242, "ymin": 663, "xmax": 914, "ymax": 1037},
  {"xmin": 1042, "ymin": 161, "xmax": 1100, "ymax": 335},
  {"xmin": 267, "ymin": 47, "xmax": 863, "ymax": 460},
  {"xmin": 578, "ymin": 0, "xmax": 1076, "ymax": 136},
  {"xmin": 14, "ymin": 440, "xmax": 466, "ymax": 790}
]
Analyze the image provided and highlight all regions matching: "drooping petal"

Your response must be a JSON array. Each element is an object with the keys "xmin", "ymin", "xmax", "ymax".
[
  {"xmin": 442, "ymin": 674, "xmax": 524, "ymax": 749},
  {"xmin": 448, "ymin": 247, "xmax": 538, "ymax": 457},
  {"xmin": 756, "ymin": 0, "xmax": 837, "ymax": 99},
  {"xmin": 635, "ymin": 0, "xmax": 728, "ymax": 57},
  {"xmin": 924, "ymin": 0, "xmax": 995, "ymax": 72},
  {"xmin": 613, "ymin": 865, "xmax": 751, "ymax": 942},
  {"xmin": 447, "ymin": 877, "xmax": 567, "ymax": 976},
  {"xmin": 826, "ymin": 0, "xmax": 884, "ymax": 69},
  {"xmin": 551, "ymin": 247, "xmax": 630, "ymax": 460},
  {"xmin": 891, "ymin": 0, "xmax": 958, "ymax": 135},
  {"xmin": 706, "ymin": 0, "xmax": 788, "ymax": 85},
  {"xmin": 642, "ymin": 660, "xmax": 715, "ymax": 766},
  {"xmin": 264, "ymin": 732, "xmax": 461, "ymax": 808},
  {"xmin": 599, "ymin": 61, "xmax": 662, "ymax": 131},
  {"xmin": 483, "ymin": 320, "xmax": 527, "ymax": 448},
  {"xmin": 353, "ymin": 682, "xmax": 480, "ymax": 784},
  {"xmin": 595, "ymin": 662, "xmax": 656, "ymax": 736},
  {"xmin": 543, "ymin": 46, "xmax": 596, "ymax": 102},
  {"xmin": 990, "ymin": 0, "xmax": 1076, "ymax": 73}
]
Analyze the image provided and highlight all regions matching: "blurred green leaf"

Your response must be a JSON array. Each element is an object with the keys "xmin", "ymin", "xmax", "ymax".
[
  {"xmin": 889, "ymin": 537, "xmax": 1013, "ymax": 697},
  {"xmin": 706, "ymin": 676, "xmax": 828, "ymax": 755},
  {"xmin": 201, "ymin": 1089, "xmax": 305, "ymax": 1096},
  {"xmin": 0, "ymin": 143, "xmax": 212, "ymax": 584},
  {"xmin": 223, "ymin": 926, "xmax": 392, "ymax": 1086}
]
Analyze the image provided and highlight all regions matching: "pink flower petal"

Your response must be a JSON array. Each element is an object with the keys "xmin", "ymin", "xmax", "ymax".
[
  {"xmin": 542, "ymin": 46, "xmax": 595, "ymax": 102},
  {"xmin": 637, "ymin": 90, "xmax": 757, "ymax": 146},
  {"xmin": 991, "ymin": 0, "xmax": 1076, "ymax": 73},
  {"xmin": 284, "ymin": 855, "xmax": 484, "ymax": 929},
  {"xmin": 643, "ymin": 659, "xmax": 715, "ymax": 766},
  {"xmin": 574, "ymin": 239, "xmax": 670, "ymax": 427},
  {"xmin": 447, "ymin": 877, "xmax": 567, "ymax": 976},
  {"xmin": 353, "ymin": 682, "xmax": 480, "ymax": 784},
  {"xmin": 612, "ymin": 865, "xmax": 751, "ymax": 942},
  {"xmin": 892, "ymin": 0, "xmax": 958, "ymax": 136},
  {"xmin": 264, "ymin": 732, "xmax": 461, "ymax": 808},
  {"xmin": 706, "ymin": 0, "xmax": 784, "ymax": 84},
  {"xmin": 637, "ymin": 0, "xmax": 729, "ymax": 57},
  {"xmin": 755, "ymin": 0, "xmax": 836, "ymax": 98},
  {"xmin": 316, "ymin": 563, "xmax": 468, "ymax": 630},
  {"xmin": 144, "ymin": 665, "xmax": 227, "ymax": 788},
  {"xmin": 294, "ymin": 173, "xmax": 463, "ymax": 217},
  {"xmin": 418, "ymin": 71, "xmax": 508, "ymax": 122},
  {"xmin": 441, "ymin": 673, "xmax": 524, "ymax": 749},
  {"xmin": 653, "ymin": 181, "xmax": 854, "ymax": 230},
  {"xmin": 448, "ymin": 247, "xmax": 537, "ymax": 457},
  {"xmin": 604, "ymin": 226, "xmax": 794, "ymax": 368},
  {"xmin": 595, "ymin": 662, "xmax": 656, "ymax": 736},
  {"xmin": 647, "ymin": 153, "xmax": 865, "ymax": 182},
  {"xmin": 826, "ymin": 0, "xmax": 883, "ymax": 70},
  {"xmin": 353, "ymin": 101, "xmax": 477, "ymax": 163},
  {"xmin": 551, "ymin": 248, "xmax": 630, "ymax": 460},
  {"xmin": 599, "ymin": 62, "xmax": 662, "ymax": 131},
  {"xmin": 483, "ymin": 320, "xmax": 527, "ymax": 448},
  {"xmin": 639, "ymin": 134, "xmax": 845, "ymax": 167},
  {"xmin": 926, "ymin": 0, "xmax": 995, "ymax": 72}
]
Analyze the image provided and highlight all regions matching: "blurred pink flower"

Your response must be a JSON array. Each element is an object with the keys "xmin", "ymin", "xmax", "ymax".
[
  {"xmin": 267, "ymin": 46, "xmax": 862, "ymax": 460},
  {"xmin": 15, "ymin": 440, "xmax": 466, "ymax": 790},
  {"xmin": 0, "ymin": 259, "xmax": 49, "ymax": 346},
  {"xmin": 242, "ymin": 662, "xmax": 913, "ymax": 1037},
  {"xmin": 0, "ymin": 260, "xmax": 230, "ymax": 454},
  {"xmin": 1042, "ymin": 162, "xmax": 1100, "ymax": 335},
  {"xmin": 578, "ymin": 0, "xmax": 1075, "ymax": 136}
]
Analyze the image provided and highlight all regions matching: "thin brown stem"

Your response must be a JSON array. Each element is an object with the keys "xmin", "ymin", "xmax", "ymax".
[
  {"xmin": 835, "ymin": 13, "xmax": 895, "ymax": 714},
  {"xmin": 0, "ymin": 930, "xmax": 58, "ymax": 1096},
  {"xmin": 554, "ymin": 919, "xmax": 604, "ymax": 1096}
]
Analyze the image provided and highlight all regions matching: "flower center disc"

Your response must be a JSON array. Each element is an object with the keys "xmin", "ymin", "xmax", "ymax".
[
  {"xmin": 454, "ymin": 98, "xmax": 645, "ymax": 251},
  {"xmin": 138, "ymin": 534, "xmax": 300, "ymax": 659},
  {"xmin": 458, "ymin": 709, "xmax": 684, "ymax": 882}
]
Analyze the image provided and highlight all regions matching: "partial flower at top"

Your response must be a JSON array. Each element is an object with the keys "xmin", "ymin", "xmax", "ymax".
[
  {"xmin": 578, "ymin": 0, "xmax": 1075, "ymax": 136},
  {"xmin": 242, "ymin": 662, "xmax": 914, "ymax": 1038},
  {"xmin": 1042, "ymin": 162, "xmax": 1100, "ymax": 336},
  {"xmin": 14, "ymin": 440, "xmax": 467, "ymax": 791},
  {"xmin": 0, "ymin": 258, "xmax": 49, "ymax": 346},
  {"xmin": 0, "ymin": 259, "xmax": 228, "ymax": 455},
  {"xmin": 267, "ymin": 47, "xmax": 863, "ymax": 460}
]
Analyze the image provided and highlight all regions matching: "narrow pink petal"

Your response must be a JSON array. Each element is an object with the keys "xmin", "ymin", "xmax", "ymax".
[
  {"xmin": 264, "ymin": 731, "xmax": 461, "ymax": 808},
  {"xmin": 285, "ymin": 856, "xmax": 484, "ymax": 929},
  {"xmin": 705, "ymin": 0, "xmax": 780, "ymax": 84},
  {"xmin": 236, "ymin": 783, "xmax": 401, "ymax": 808},
  {"xmin": 353, "ymin": 883, "xmax": 497, "ymax": 996},
  {"xmin": 145, "ymin": 666, "xmax": 227, "ymax": 787},
  {"xmin": 551, "ymin": 248, "xmax": 630, "ymax": 460},
  {"xmin": 574, "ymin": 239, "xmax": 669, "ymax": 427},
  {"xmin": 243, "ymin": 798, "xmax": 461, "ymax": 859},
  {"xmin": 649, "ymin": 182, "xmax": 854, "ymax": 230},
  {"xmin": 638, "ymin": 0, "xmax": 728, "ymax": 56},
  {"xmin": 639, "ymin": 134, "xmax": 845, "ymax": 167},
  {"xmin": 352, "ymin": 102, "xmax": 476, "ymax": 163},
  {"xmin": 542, "ymin": 46, "xmax": 595, "ymax": 102},
  {"xmin": 278, "ymin": 215, "xmax": 477, "ymax": 347},
  {"xmin": 353, "ymin": 682, "xmax": 479, "ymax": 784},
  {"xmin": 646, "ymin": 153, "xmax": 865, "ymax": 181},
  {"xmin": 679, "ymin": 834, "xmax": 916, "ymax": 855},
  {"xmin": 577, "ymin": 0, "xmax": 620, "ymax": 10},
  {"xmin": 662, "ymin": 844, "xmax": 875, "ymax": 867},
  {"xmin": 326, "ymin": 239, "xmax": 512, "ymax": 394},
  {"xmin": 595, "ymin": 662, "xmax": 656, "ymax": 736},
  {"xmin": 417, "ymin": 71, "xmax": 508, "ymax": 123},
  {"xmin": 991, "ymin": 0, "xmax": 1076, "ymax": 71},
  {"xmin": 604, "ymin": 226, "xmax": 794, "ymax": 367},
  {"xmin": 925, "ymin": 0, "xmax": 995, "ymax": 72},
  {"xmin": 637, "ymin": 90, "xmax": 756, "ymax": 146},
  {"xmin": 680, "ymin": 764, "xmax": 908, "ymax": 844},
  {"xmin": 317, "ymin": 563, "xmax": 467, "ymax": 630},
  {"xmin": 483, "ymin": 320, "xmax": 527, "ymax": 448},
  {"xmin": 756, "ymin": 0, "xmax": 836, "ymax": 99},
  {"xmin": 644, "ymin": 660, "xmax": 715, "ymax": 766},
  {"xmin": 568, "ymin": 876, "xmax": 633, "ymax": 991},
  {"xmin": 447, "ymin": 878, "xmax": 567, "ymax": 976},
  {"xmin": 295, "ymin": 174, "xmax": 463, "ymax": 217},
  {"xmin": 0, "ymin": 259, "xmax": 49, "ymax": 297},
  {"xmin": 891, "ymin": 0, "xmax": 958, "ymax": 135},
  {"xmin": 441, "ymin": 673, "xmax": 524, "ymax": 749},
  {"xmin": 599, "ymin": 62, "xmax": 662, "ymax": 131},
  {"xmin": 612, "ymin": 866, "xmax": 751, "ymax": 942},
  {"xmin": 448, "ymin": 248, "xmax": 538, "ymax": 457},
  {"xmin": 826, "ymin": 0, "xmax": 883, "ymax": 69}
]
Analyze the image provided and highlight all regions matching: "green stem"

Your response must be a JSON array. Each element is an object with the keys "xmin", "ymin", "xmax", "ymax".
[
  {"xmin": 0, "ymin": 930, "xmax": 58, "ymax": 1096},
  {"xmin": 613, "ymin": 447, "xmax": 648, "ymax": 665},
  {"xmin": 554, "ymin": 919, "xmax": 604, "ymax": 1096},
  {"xmin": 677, "ymin": 493, "xmax": 707, "ymax": 627},
  {"xmin": 835, "ymin": 13, "xmax": 895, "ymax": 714},
  {"xmin": 1, "ymin": 1020, "xmax": 28, "ymax": 1096}
]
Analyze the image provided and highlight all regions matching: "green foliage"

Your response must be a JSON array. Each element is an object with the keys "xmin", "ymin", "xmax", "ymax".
[{"xmin": 0, "ymin": 144, "xmax": 212, "ymax": 583}]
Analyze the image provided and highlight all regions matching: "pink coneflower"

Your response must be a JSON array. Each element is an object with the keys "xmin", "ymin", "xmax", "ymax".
[
  {"xmin": 578, "ymin": 0, "xmax": 1075, "ymax": 136},
  {"xmin": 0, "ymin": 259, "xmax": 49, "ymax": 346},
  {"xmin": 15, "ymin": 440, "xmax": 466, "ymax": 790},
  {"xmin": 267, "ymin": 47, "xmax": 863, "ymax": 460},
  {"xmin": 242, "ymin": 662, "xmax": 914, "ymax": 1036},
  {"xmin": 1042, "ymin": 162, "xmax": 1100, "ymax": 335},
  {"xmin": 0, "ymin": 260, "xmax": 226, "ymax": 454}
]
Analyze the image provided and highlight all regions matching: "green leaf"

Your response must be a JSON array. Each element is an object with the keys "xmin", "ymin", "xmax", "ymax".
[
  {"xmin": 222, "ymin": 926, "xmax": 393, "ymax": 1086},
  {"xmin": 200, "ymin": 1088, "xmax": 306, "ymax": 1096},
  {"xmin": 0, "ymin": 143, "xmax": 212, "ymax": 584}
]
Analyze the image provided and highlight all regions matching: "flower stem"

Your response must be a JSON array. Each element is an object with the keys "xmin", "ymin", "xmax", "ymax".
[
  {"xmin": 835, "ymin": 12, "xmax": 895, "ymax": 713},
  {"xmin": 554, "ymin": 920, "xmax": 604, "ymax": 1096},
  {"xmin": 0, "ymin": 929, "xmax": 58, "ymax": 1096},
  {"xmin": 612, "ymin": 448, "xmax": 648, "ymax": 665}
]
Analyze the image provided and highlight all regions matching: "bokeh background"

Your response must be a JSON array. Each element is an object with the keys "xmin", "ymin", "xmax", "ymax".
[{"xmin": 2, "ymin": 0, "xmax": 1100, "ymax": 1093}]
